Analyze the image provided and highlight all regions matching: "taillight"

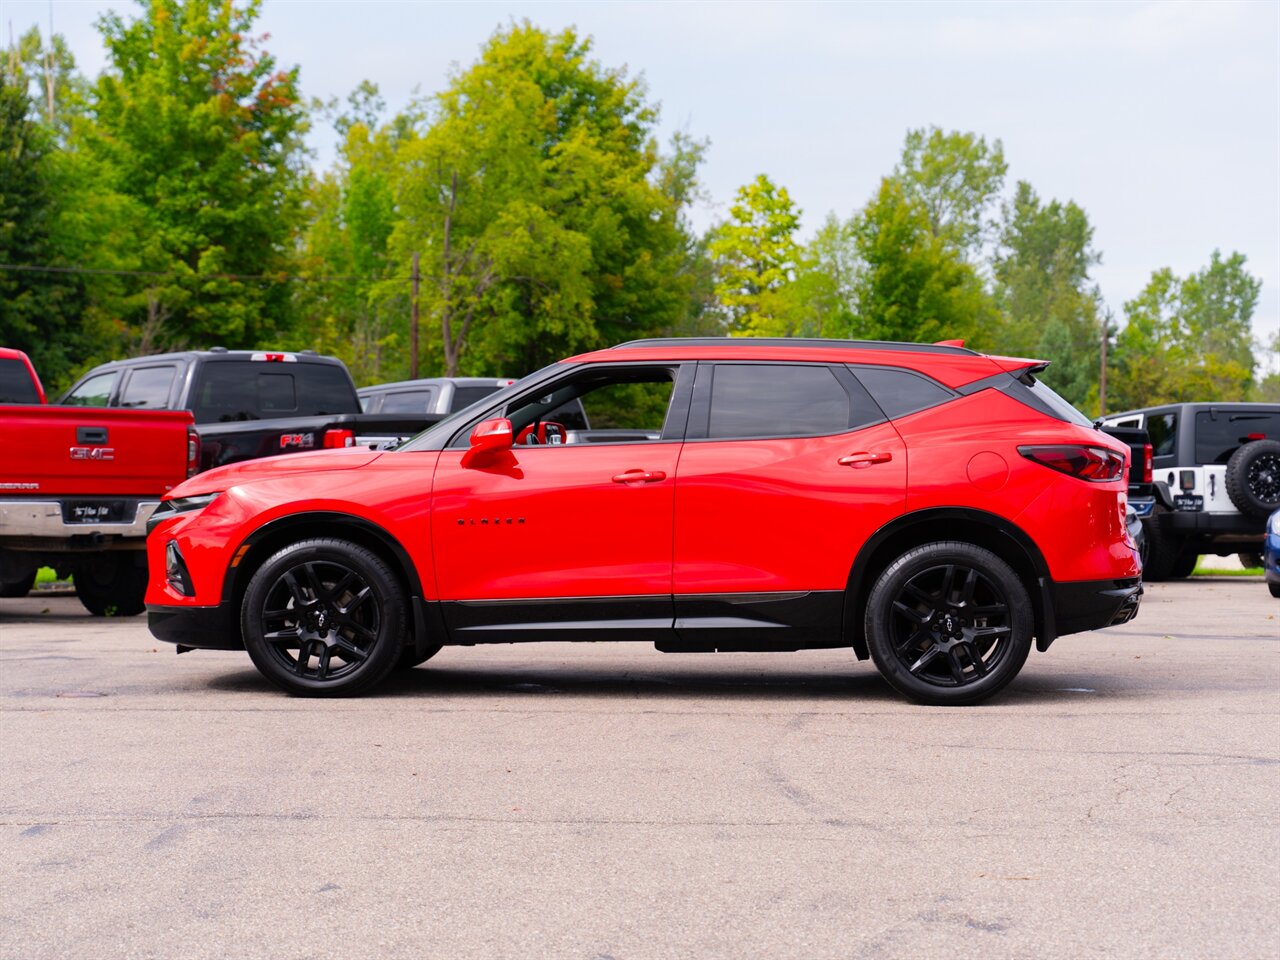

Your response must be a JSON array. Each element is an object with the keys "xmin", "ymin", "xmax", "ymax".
[
  {"xmin": 323, "ymin": 428, "xmax": 355, "ymax": 449},
  {"xmin": 1141, "ymin": 443, "xmax": 1153, "ymax": 484},
  {"xmin": 1019, "ymin": 444, "xmax": 1125, "ymax": 482},
  {"xmin": 186, "ymin": 430, "xmax": 200, "ymax": 478}
]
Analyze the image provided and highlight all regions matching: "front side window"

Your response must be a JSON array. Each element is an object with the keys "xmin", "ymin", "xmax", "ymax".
[
  {"xmin": 62, "ymin": 371, "xmax": 118, "ymax": 407},
  {"xmin": 119, "ymin": 365, "xmax": 178, "ymax": 409},
  {"xmin": 706, "ymin": 364, "xmax": 851, "ymax": 440}
]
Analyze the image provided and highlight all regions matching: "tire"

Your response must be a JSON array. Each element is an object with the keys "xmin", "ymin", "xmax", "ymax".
[
  {"xmin": 73, "ymin": 556, "xmax": 147, "ymax": 617},
  {"xmin": 0, "ymin": 570, "xmax": 36, "ymax": 598},
  {"xmin": 396, "ymin": 644, "xmax": 443, "ymax": 670},
  {"xmin": 1269, "ymin": 583, "xmax": 1280, "ymax": 599},
  {"xmin": 1224, "ymin": 440, "xmax": 1280, "ymax": 520},
  {"xmin": 241, "ymin": 538, "xmax": 406, "ymax": 696},
  {"xmin": 865, "ymin": 542, "xmax": 1033, "ymax": 706},
  {"xmin": 1169, "ymin": 549, "xmax": 1199, "ymax": 579},
  {"xmin": 1141, "ymin": 516, "xmax": 1186, "ymax": 582},
  {"xmin": 1238, "ymin": 552, "xmax": 1265, "ymax": 571}
]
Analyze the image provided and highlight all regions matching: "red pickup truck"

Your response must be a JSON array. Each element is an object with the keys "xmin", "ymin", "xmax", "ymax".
[{"xmin": 0, "ymin": 348, "xmax": 196, "ymax": 615}]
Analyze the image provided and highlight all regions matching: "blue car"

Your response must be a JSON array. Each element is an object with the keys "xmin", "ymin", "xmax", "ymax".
[{"xmin": 1266, "ymin": 508, "xmax": 1280, "ymax": 598}]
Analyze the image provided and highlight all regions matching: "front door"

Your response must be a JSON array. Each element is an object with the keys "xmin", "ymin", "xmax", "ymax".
[{"xmin": 431, "ymin": 362, "xmax": 692, "ymax": 642}]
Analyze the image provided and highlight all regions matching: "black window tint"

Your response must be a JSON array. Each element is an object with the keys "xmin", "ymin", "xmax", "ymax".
[
  {"xmin": 1195, "ymin": 410, "xmax": 1280, "ymax": 464},
  {"xmin": 62, "ymin": 371, "xmax": 118, "ymax": 407},
  {"xmin": 381, "ymin": 389, "xmax": 438, "ymax": 414},
  {"xmin": 853, "ymin": 366, "xmax": 956, "ymax": 420},
  {"xmin": 190, "ymin": 362, "xmax": 357, "ymax": 422},
  {"xmin": 1147, "ymin": 413, "xmax": 1178, "ymax": 459},
  {"xmin": 0, "ymin": 359, "xmax": 40, "ymax": 404},
  {"xmin": 450, "ymin": 385, "xmax": 502, "ymax": 412},
  {"xmin": 119, "ymin": 365, "xmax": 177, "ymax": 408},
  {"xmin": 708, "ymin": 364, "xmax": 850, "ymax": 439}
]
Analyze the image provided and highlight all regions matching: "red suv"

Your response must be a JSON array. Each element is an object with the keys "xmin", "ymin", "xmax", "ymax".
[{"xmin": 145, "ymin": 338, "xmax": 1141, "ymax": 705}]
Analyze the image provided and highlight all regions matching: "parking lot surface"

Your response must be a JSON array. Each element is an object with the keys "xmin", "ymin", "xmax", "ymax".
[{"xmin": 2, "ymin": 578, "xmax": 1277, "ymax": 960}]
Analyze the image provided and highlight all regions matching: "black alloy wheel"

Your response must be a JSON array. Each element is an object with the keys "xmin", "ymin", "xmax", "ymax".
[
  {"xmin": 241, "ymin": 538, "xmax": 406, "ymax": 696},
  {"xmin": 1225, "ymin": 440, "xmax": 1280, "ymax": 519},
  {"xmin": 866, "ymin": 542, "xmax": 1033, "ymax": 705}
]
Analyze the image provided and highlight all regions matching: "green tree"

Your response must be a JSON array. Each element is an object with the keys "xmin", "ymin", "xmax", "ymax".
[
  {"xmin": 709, "ymin": 173, "xmax": 803, "ymax": 336},
  {"xmin": 1110, "ymin": 252, "xmax": 1261, "ymax": 408},
  {"xmin": 77, "ymin": 0, "xmax": 308, "ymax": 349},
  {"xmin": 849, "ymin": 178, "xmax": 994, "ymax": 344},
  {"xmin": 895, "ymin": 126, "xmax": 1007, "ymax": 254},
  {"xmin": 0, "ymin": 64, "xmax": 88, "ymax": 387},
  {"xmin": 992, "ymin": 181, "xmax": 1103, "ymax": 409},
  {"xmin": 389, "ymin": 23, "xmax": 700, "ymax": 377}
]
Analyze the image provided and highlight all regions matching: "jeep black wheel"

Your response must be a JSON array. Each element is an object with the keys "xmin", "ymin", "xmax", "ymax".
[
  {"xmin": 73, "ymin": 556, "xmax": 147, "ymax": 616},
  {"xmin": 1225, "ymin": 439, "xmax": 1280, "ymax": 520},
  {"xmin": 865, "ymin": 542, "xmax": 1033, "ymax": 706},
  {"xmin": 1238, "ymin": 552, "xmax": 1264, "ymax": 571},
  {"xmin": 241, "ymin": 538, "xmax": 405, "ymax": 696}
]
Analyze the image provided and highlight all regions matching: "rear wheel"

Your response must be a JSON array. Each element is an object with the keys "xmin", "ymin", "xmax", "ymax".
[
  {"xmin": 73, "ymin": 556, "xmax": 147, "ymax": 616},
  {"xmin": 1238, "ymin": 552, "xmax": 1264, "ymax": 571},
  {"xmin": 1141, "ymin": 517, "xmax": 1189, "ymax": 581},
  {"xmin": 865, "ymin": 542, "xmax": 1033, "ymax": 706},
  {"xmin": 241, "ymin": 538, "xmax": 405, "ymax": 696}
]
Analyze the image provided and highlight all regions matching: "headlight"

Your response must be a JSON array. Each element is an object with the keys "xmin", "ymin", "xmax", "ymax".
[{"xmin": 147, "ymin": 492, "xmax": 222, "ymax": 535}]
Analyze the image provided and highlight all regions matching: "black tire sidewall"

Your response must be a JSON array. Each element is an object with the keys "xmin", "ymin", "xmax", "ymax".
[
  {"xmin": 241, "ymin": 538, "xmax": 406, "ymax": 696},
  {"xmin": 72, "ymin": 557, "xmax": 147, "ymax": 616},
  {"xmin": 1225, "ymin": 440, "xmax": 1280, "ymax": 520},
  {"xmin": 865, "ymin": 542, "xmax": 1033, "ymax": 706}
]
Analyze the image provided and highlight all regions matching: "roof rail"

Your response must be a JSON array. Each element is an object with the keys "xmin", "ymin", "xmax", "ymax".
[{"xmin": 611, "ymin": 337, "xmax": 978, "ymax": 356}]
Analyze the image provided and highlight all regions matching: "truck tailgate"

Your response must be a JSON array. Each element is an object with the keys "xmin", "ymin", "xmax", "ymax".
[{"xmin": 0, "ymin": 405, "xmax": 194, "ymax": 496}]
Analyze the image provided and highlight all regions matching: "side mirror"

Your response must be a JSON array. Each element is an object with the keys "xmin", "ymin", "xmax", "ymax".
[{"xmin": 461, "ymin": 418, "xmax": 513, "ymax": 467}]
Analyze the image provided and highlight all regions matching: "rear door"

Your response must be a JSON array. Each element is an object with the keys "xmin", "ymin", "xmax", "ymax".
[{"xmin": 672, "ymin": 361, "xmax": 906, "ymax": 643}]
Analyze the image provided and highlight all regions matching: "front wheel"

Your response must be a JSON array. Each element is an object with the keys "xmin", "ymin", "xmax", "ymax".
[
  {"xmin": 865, "ymin": 542, "xmax": 1033, "ymax": 706},
  {"xmin": 241, "ymin": 538, "xmax": 406, "ymax": 696}
]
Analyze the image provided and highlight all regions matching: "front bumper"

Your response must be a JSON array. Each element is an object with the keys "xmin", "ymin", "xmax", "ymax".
[
  {"xmin": 147, "ymin": 603, "xmax": 241, "ymax": 650},
  {"xmin": 1051, "ymin": 577, "xmax": 1143, "ymax": 639}
]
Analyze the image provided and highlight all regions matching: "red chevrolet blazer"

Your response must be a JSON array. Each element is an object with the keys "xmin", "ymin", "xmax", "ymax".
[{"xmin": 145, "ymin": 338, "xmax": 1141, "ymax": 704}]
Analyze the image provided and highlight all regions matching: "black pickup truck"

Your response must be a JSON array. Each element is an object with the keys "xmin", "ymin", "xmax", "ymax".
[{"xmin": 60, "ymin": 349, "xmax": 440, "ymax": 472}]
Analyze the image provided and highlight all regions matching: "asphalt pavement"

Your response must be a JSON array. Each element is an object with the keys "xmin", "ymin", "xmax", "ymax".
[{"xmin": 1, "ymin": 578, "xmax": 1277, "ymax": 959}]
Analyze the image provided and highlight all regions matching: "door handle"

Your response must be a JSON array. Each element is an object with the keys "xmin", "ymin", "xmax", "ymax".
[
  {"xmin": 612, "ymin": 469, "xmax": 667, "ymax": 484},
  {"xmin": 838, "ymin": 452, "xmax": 893, "ymax": 468}
]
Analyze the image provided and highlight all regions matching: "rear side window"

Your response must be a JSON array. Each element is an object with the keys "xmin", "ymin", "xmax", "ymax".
[
  {"xmin": 190, "ymin": 362, "xmax": 358, "ymax": 422},
  {"xmin": 1194, "ymin": 410, "xmax": 1280, "ymax": 464},
  {"xmin": 851, "ymin": 366, "xmax": 955, "ymax": 420},
  {"xmin": 119, "ymin": 365, "xmax": 178, "ymax": 408},
  {"xmin": 381, "ymin": 389, "xmax": 439, "ymax": 414},
  {"xmin": 0, "ymin": 358, "xmax": 40, "ymax": 404},
  {"xmin": 707, "ymin": 364, "xmax": 851, "ymax": 439},
  {"xmin": 1147, "ymin": 413, "xmax": 1178, "ymax": 459},
  {"xmin": 62, "ymin": 371, "xmax": 118, "ymax": 407}
]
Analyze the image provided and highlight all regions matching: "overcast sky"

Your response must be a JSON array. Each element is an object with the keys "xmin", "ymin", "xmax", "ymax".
[{"xmin": 7, "ymin": 0, "xmax": 1279, "ymax": 357}]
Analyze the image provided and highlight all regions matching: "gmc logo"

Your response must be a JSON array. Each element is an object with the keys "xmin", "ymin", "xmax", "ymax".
[
  {"xmin": 280, "ymin": 433, "xmax": 315, "ymax": 449},
  {"xmin": 70, "ymin": 446, "xmax": 115, "ymax": 461}
]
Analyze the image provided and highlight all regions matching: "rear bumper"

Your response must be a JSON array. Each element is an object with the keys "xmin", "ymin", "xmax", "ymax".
[
  {"xmin": 147, "ymin": 603, "xmax": 241, "ymax": 650},
  {"xmin": 1156, "ymin": 510, "xmax": 1263, "ymax": 539},
  {"xmin": 1051, "ymin": 577, "xmax": 1143, "ymax": 638},
  {"xmin": 0, "ymin": 499, "xmax": 160, "ymax": 539}
]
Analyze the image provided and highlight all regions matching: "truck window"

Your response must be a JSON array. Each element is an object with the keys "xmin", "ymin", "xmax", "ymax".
[
  {"xmin": 0, "ymin": 359, "xmax": 41, "ymax": 404},
  {"xmin": 449, "ymin": 385, "xmax": 503, "ymax": 412},
  {"xmin": 119, "ymin": 365, "xmax": 178, "ymax": 408},
  {"xmin": 62, "ymin": 372, "xmax": 119, "ymax": 407},
  {"xmin": 190, "ymin": 362, "xmax": 358, "ymax": 422},
  {"xmin": 1195, "ymin": 410, "xmax": 1279, "ymax": 464},
  {"xmin": 382, "ymin": 388, "xmax": 439, "ymax": 414}
]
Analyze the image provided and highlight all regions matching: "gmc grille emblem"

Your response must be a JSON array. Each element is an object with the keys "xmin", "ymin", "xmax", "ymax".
[{"xmin": 70, "ymin": 446, "xmax": 115, "ymax": 461}]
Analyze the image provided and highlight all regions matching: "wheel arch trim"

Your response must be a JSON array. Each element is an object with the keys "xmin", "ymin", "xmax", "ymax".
[{"xmin": 843, "ymin": 507, "xmax": 1053, "ymax": 659}]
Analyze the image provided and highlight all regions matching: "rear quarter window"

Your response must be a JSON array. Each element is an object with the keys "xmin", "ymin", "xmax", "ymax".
[{"xmin": 851, "ymin": 366, "xmax": 956, "ymax": 420}]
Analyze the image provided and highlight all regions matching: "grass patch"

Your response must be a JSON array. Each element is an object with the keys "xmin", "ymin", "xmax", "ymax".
[
  {"xmin": 1193, "ymin": 563, "xmax": 1263, "ymax": 576},
  {"xmin": 35, "ymin": 567, "xmax": 60, "ymax": 584}
]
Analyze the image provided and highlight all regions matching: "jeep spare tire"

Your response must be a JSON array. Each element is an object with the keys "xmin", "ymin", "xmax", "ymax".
[{"xmin": 1224, "ymin": 439, "xmax": 1280, "ymax": 519}]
